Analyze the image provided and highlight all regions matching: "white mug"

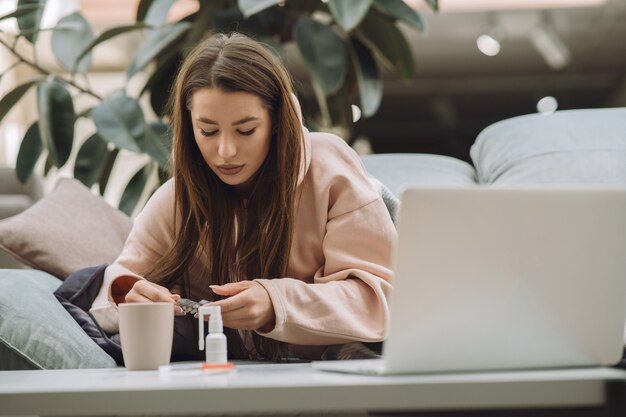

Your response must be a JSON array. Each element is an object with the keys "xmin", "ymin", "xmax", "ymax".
[{"xmin": 118, "ymin": 302, "xmax": 174, "ymax": 371}]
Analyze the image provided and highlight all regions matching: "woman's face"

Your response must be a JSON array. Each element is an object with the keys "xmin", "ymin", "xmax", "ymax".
[{"xmin": 189, "ymin": 88, "xmax": 273, "ymax": 194}]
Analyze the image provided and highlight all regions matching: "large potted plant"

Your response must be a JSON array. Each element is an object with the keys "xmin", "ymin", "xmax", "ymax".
[{"xmin": 0, "ymin": 0, "xmax": 437, "ymax": 214}]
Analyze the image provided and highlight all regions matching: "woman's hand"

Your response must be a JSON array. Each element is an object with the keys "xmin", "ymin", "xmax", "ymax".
[
  {"xmin": 209, "ymin": 281, "xmax": 276, "ymax": 332},
  {"xmin": 125, "ymin": 279, "xmax": 184, "ymax": 315}
]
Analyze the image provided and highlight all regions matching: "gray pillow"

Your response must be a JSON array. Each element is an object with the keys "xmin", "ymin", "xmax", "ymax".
[
  {"xmin": 368, "ymin": 176, "xmax": 400, "ymax": 224},
  {"xmin": 0, "ymin": 269, "xmax": 116, "ymax": 369},
  {"xmin": 470, "ymin": 108, "xmax": 626, "ymax": 185},
  {"xmin": 361, "ymin": 154, "xmax": 477, "ymax": 198}
]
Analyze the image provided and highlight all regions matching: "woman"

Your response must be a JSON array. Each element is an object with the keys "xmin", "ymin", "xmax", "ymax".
[{"xmin": 90, "ymin": 32, "xmax": 396, "ymax": 361}]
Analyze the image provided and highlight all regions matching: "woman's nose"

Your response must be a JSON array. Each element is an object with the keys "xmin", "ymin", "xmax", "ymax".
[{"xmin": 217, "ymin": 135, "xmax": 236, "ymax": 159}]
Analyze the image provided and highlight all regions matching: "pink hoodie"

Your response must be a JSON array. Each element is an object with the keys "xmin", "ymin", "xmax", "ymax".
[{"xmin": 91, "ymin": 128, "xmax": 397, "ymax": 351}]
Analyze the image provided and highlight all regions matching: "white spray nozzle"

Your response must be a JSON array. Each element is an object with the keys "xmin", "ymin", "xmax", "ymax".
[{"xmin": 198, "ymin": 305, "xmax": 222, "ymax": 351}]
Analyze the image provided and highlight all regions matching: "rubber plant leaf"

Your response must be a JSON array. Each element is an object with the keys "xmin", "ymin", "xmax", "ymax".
[
  {"xmin": 74, "ymin": 132, "xmax": 109, "ymax": 187},
  {"xmin": 16, "ymin": 121, "xmax": 43, "ymax": 183},
  {"xmin": 36, "ymin": 77, "xmax": 75, "ymax": 167},
  {"xmin": 351, "ymin": 37, "xmax": 382, "ymax": 117},
  {"xmin": 328, "ymin": 0, "xmax": 373, "ymax": 32},
  {"xmin": 91, "ymin": 90, "xmax": 147, "ymax": 153},
  {"xmin": 51, "ymin": 11, "xmax": 95, "ymax": 72},
  {"xmin": 293, "ymin": 15, "xmax": 348, "ymax": 95}
]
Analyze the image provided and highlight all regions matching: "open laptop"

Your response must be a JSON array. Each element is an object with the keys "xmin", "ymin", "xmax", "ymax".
[{"xmin": 314, "ymin": 186, "xmax": 626, "ymax": 375}]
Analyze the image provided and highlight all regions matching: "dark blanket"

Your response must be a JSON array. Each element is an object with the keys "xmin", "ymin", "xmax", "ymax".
[
  {"xmin": 54, "ymin": 265, "xmax": 124, "ymax": 364},
  {"xmin": 54, "ymin": 266, "xmax": 381, "ymax": 365},
  {"xmin": 54, "ymin": 265, "xmax": 205, "ymax": 366}
]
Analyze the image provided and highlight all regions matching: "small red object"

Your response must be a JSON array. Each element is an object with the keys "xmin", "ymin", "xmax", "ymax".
[{"xmin": 201, "ymin": 362, "xmax": 234, "ymax": 370}]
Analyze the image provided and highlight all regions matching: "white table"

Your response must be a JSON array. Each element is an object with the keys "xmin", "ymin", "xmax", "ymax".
[{"xmin": 1, "ymin": 363, "xmax": 625, "ymax": 416}]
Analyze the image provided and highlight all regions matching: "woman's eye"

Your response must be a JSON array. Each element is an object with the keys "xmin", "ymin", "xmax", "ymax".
[
  {"xmin": 238, "ymin": 128, "xmax": 256, "ymax": 136},
  {"xmin": 200, "ymin": 129, "xmax": 218, "ymax": 137}
]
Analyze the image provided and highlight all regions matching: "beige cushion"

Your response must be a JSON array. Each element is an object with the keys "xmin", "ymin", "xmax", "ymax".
[{"xmin": 0, "ymin": 178, "xmax": 132, "ymax": 279}]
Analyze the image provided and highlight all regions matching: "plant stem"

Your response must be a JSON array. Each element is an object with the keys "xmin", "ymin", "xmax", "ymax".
[
  {"xmin": 80, "ymin": 72, "xmax": 95, "ymax": 93},
  {"xmin": 0, "ymin": 36, "xmax": 103, "ymax": 100}
]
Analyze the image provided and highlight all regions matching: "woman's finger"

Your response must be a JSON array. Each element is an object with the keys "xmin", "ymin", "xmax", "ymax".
[
  {"xmin": 135, "ymin": 281, "xmax": 175, "ymax": 302},
  {"xmin": 125, "ymin": 290, "xmax": 183, "ymax": 315},
  {"xmin": 209, "ymin": 293, "xmax": 248, "ymax": 313},
  {"xmin": 124, "ymin": 292, "xmax": 153, "ymax": 303},
  {"xmin": 210, "ymin": 281, "xmax": 251, "ymax": 296}
]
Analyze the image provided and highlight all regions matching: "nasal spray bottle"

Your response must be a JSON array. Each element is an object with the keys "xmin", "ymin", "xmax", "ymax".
[{"xmin": 198, "ymin": 306, "xmax": 232, "ymax": 370}]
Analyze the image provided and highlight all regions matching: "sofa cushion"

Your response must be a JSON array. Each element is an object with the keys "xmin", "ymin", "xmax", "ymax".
[
  {"xmin": 0, "ymin": 269, "xmax": 116, "ymax": 369},
  {"xmin": 0, "ymin": 178, "xmax": 132, "ymax": 279},
  {"xmin": 471, "ymin": 108, "xmax": 626, "ymax": 185},
  {"xmin": 361, "ymin": 154, "xmax": 477, "ymax": 198}
]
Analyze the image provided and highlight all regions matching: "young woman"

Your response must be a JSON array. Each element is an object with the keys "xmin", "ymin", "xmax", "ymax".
[{"xmin": 90, "ymin": 32, "xmax": 396, "ymax": 361}]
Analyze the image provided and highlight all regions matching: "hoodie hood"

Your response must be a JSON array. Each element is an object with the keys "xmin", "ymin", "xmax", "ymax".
[
  {"xmin": 291, "ymin": 92, "xmax": 311, "ymax": 187},
  {"xmin": 298, "ymin": 125, "xmax": 312, "ymax": 187}
]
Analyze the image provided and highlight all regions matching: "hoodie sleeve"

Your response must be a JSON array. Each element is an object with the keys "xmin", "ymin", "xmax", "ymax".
[
  {"xmin": 111, "ymin": 180, "xmax": 176, "ymax": 277},
  {"xmin": 89, "ymin": 180, "xmax": 176, "ymax": 333},
  {"xmin": 255, "ymin": 196, "xmax": 396, "ymax": 345}
]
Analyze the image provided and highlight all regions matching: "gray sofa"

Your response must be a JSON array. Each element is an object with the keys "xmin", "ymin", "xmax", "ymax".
[
  {"xmin": 0, "ymin": 168, "xmax": 43, "ymax": 269},
  {"xmin": 0, "ymin": 107, "xmax": 625, "ymax": 370}
]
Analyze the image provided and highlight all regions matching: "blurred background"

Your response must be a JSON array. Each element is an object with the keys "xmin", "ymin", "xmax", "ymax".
[
  {"xmin": 358, "ymin": 0, "xmax": 626, "ymax": 161},
  {"xmin": 0, "ymin": 0, "xmax": 624, "ymax": 208}
]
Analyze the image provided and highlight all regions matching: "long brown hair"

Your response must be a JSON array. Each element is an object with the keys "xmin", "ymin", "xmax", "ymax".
[{"xmin": 145, "ymin": 33, "xmax": 303, "ymax": 361}]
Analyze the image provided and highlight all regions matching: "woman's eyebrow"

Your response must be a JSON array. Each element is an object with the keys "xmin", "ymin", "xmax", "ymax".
[
  {"xmin": 231, "ymin": 116, "xmax": 259, "ymax": 126},
  {"xmin": 196, "ymin": 117, "xmax": 217, "ymax": 125},
  {"xmin": 195, "ymin": 116, "xmax": 259, "ymax": 126}
]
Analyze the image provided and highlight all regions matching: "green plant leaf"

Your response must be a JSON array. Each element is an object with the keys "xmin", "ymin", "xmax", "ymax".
[
  {"xmin": 51, "ymin": 12, "xmax": 94, "ymax": 72},
  {"xmin": 350, "ymin": 37, "xmax": 382, "ymax": 118},
  {"xmin": 16, "ymin": 121, "xmax": 42, "ymax": 183},
  {"xmin": 238, "ymin": 0, "xmax": 280, "ymax": 18},
  {"xmin": 145, "ymin": 122, "xmax": 172, "ymax": 168},
  {"xmin": 293, "ymin": 16, "xmax": 347, "ymax": 96},
  {"xmin": 136, "ymin": 0, "xmax": 151, "ymax": 21},
  {"xmin": 16, "ymin": 0, "xmax": 45, "ymax": 43},
  {"xmin": 119, "ymin": 163, "xmax": 152, "ymax": 215},
  {"xmin": 72, "ymin": 23, "xmax": 151, "ymax": 73},
  {"xmin": 359, "ymin": 10, "xmax": 415, "ymax": 80},
  {"xmin": 0, "ymin": 77, "xmax": 42, "ymax": 125},
  {"xmin": 137, "ymin": 0, "xmax": 175, "ymax": 26},
  {"xmin": 328, "ymin": 0, "xmax": 373, "ymax": 32},
  {"xmin": 157, "ymin": 165, "xmax": 170, "ymax": 184},
  {"xmin": 98, "ymin": 148, "xmax": 119, "ymax": 195},
  {"xmin": 92, "ymin": 90, "xmax": 147, "ymax": 153},
  {"xmin": 373, "ymin": 0, "xmax": 424, "ymax": 31},
  {"xmin": 184, "ymin": 1, "xmax": 218, "ymax": 46},
  {"xmin": 44, "ymin": 155, "xmax": 53, "ymax": 175},
  {"xmin": 13, "ymin": 22, "xmax": 74, "ymax": 38},
  {"xmin": 326, "ymin": 84, "xmax": 352, "ymax": 132},
  {"xmin": 240, "ymin": 6, "xmax": 286, "ymax": 39},
  {"xmin": 426, "ymin": 0, "xmax": 439, "ymax": 11},
  {"xmin": 74, "ymin": 132, "xmax": 108, "ymax": 187},
  {"xmin": 127, "ymin": 21, "xmax": 190, "ymax": 79},
  {"xmin": 0, "ymin": 3, "xmax": 39, "ymax": 21},
  {"xmin": 140, "ymin": 49, "xmax": 181, "ymax": 117},
  {"xmin": 36, "ymin": 77, "xmax": 75, "ymax": 167}
]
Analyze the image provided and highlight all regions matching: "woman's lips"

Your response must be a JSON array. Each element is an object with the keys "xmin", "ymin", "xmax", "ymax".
[{"xmin": 217, "ymin": 165, "xmax": 244, "ymax": 175}]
